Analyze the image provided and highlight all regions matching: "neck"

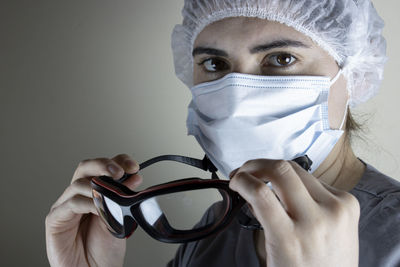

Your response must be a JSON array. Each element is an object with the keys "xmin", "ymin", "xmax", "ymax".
[{"xmin": 313, "ymin": 133, "xmax": 365, "ymax": 191}]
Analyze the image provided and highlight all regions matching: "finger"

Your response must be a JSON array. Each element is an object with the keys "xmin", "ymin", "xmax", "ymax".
[
  {"xmin": 318, "ymin": 179, "xmax": 345, "ymax": 195},
  {"xmin": 229, "ymin": 171, "xmax": 292, "ymax": 235},
  {"xmin": 290, "ymin": 162, "xmax": 338, "ymax": 204},
  {"xmin": 111, "ymin": 154, "xmax": 140, "ymax": 174},
  {"xmin": 51, "ymin": 177, "xmax": 93, "ymax": 210},
  {"xmin": 120, "ymin": 173, "xmax": 143, "ymax": 190},
  {"xmin": 229, "ymin": 168, "xmax": 240, "ymax": 178},
  {"xmin": 318, "ymin": 178, "xmax": 360, "ymax": 213},
  {"xmin": 71, "ymin": 158, "xmax": 124, "ymax": 183},
  {"xmin": 46, "ymin": 195, "xmax": 98, "ymax": 228},
  {"xmin": 237, "ymin": 159, "xmax": 316, "ymax": 220},
  {"xmin": 110, "ymin": 154, "xmax": 143, "ymax": 189}
]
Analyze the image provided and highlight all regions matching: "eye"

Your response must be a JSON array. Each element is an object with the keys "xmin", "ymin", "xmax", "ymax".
[
  {"xmin": 266, "ymin": 53, "xmax": 297, "ymax": 67},
  {"xmin": 198, "ymin": 58, "xmax": 230, "ymax": 72}
]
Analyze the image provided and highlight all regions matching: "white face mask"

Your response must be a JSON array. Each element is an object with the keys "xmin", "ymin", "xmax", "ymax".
[{"xmin": 187, "ymin": 71, "xmax": 346, "ymax": 178}]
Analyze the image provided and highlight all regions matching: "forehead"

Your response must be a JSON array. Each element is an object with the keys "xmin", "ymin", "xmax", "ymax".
[{"xmin": 193, "ymin": 17, "xmax": 316, "ymax": 49}]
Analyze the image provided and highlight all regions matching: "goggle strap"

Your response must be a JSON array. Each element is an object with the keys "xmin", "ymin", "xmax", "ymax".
[
  {"xmin": 118, "ymin": 154, "xmax": 219, "ymax": 183},
  {"xmin": 139, "ymin": 154, "xmax": 217, "ymax": 171}
]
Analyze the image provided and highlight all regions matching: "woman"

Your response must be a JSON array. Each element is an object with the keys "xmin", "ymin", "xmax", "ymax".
[{"xmin": 45, "ymin": 0, "xmax": 400, "ymax": 266}]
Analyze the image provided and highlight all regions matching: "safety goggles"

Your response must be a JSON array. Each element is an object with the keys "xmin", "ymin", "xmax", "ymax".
[{"xmin": 91, "ymin": 155, "xmax": 246, "ymax": 243}]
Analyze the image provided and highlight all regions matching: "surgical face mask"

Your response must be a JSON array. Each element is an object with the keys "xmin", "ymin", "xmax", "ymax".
[{"xmin": 186, "ymin": 70, "xmax": 345, "ymax": 178}]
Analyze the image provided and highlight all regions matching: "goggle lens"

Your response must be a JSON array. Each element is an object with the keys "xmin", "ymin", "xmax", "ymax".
[
  {"xmin": 92, "ymin": 189, "xmax": 124, "ymax": 235},
  {"xmin": 90, "ymin": 155, "xmax": 244, "ymax": 242},
  {"xmin": 137, "ymin": 188, "xmax": 229, "ymax": 234}
]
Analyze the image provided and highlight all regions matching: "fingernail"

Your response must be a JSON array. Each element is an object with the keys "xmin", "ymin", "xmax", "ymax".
[{"xmin": 107, "ymin": 164, "xmax": 120, "ymax": 175}]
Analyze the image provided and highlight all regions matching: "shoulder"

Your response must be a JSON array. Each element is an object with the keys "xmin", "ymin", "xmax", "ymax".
[
  {"xmin": 352, "ymin": 164, "xmax": 400, "ymax": 233},
  {"xmin": 350, "ymin": 162, "xmax": 400, "ymax": 228},
  {"xmin": 351, "ymin": 162, "xmax": 400, "ymax": 198},
  {"xmin": 350, "ymin": 162, "xmax": 400, "ymax": 213},
  {"xmin": 350, "ymin": 162, "xmax": 400, "ymax": 267}
]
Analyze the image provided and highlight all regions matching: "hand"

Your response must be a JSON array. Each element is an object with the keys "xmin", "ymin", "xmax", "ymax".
[
  {"xmin": 45, "ymin": 154, "xmax": 142, "ymax": 267},
  {"xmin": 229, "ymin": 159, "xmax": 360, "ymax": 267}
]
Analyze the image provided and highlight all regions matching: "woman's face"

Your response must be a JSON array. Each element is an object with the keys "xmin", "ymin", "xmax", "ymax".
[{"xmin": 192, "ymin": 17, "xmax": 348, "ymax": 130}]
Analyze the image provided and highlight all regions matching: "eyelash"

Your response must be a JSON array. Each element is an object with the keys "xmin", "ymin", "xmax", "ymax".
[
  {"xmin": 263, "ymin": 53, "xmax": 298, "ymax": 68},
  {"xmin": 197, "ymin": 52, "xmax": 298, "ymax": 73},
  {"xmin": 197, "ymin": 57, "xmax": 230, "ymax": 73}
]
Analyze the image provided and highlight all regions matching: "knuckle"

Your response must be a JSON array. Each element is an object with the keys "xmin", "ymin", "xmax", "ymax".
[
  {"xmin": 94, "ymin": 157, "xmax": 112, "ymax": 165},
  {"xmin": 77, "ymin": 159, "xmax": 90, "ymax": 168},
  {"xmin": 326, "ymin": 196, "xmax": 345, "ymax": 215},
  {"xmin": 67, "ymin": 195, "xmax": 82, "ymax": 209},
  {"xmin": 243, "ymin": 159, "xmax": 253, "ymax": 165},
  {"xmin": 230, "ymin": 171, "xmax": 252, "ymax": 190},
  {"xmin": 327, "ymin": 193, "xmax": 359, "ymax": 220},
  {"xmin": 77, "ymin": 157, "xmax": 108, "ymax": 168},
  {"xmin": 45, "ymin": 214, "xmax": 53, "ymax": 227},
  {"xmin": 49, "ymin": 204, "xmax": 56, "ymax": 212},
  {"xmin": 70, "ymin": 178, "xmax": 90, "ymax": 192},
  {"xmin": 112, "ymin": 154, "xmax": 139, "ymax": 170},
  {"xmin": 96, "ymin": 158, "xmax": 123, "ymax": 171},
  {"xmin": 241, "ymin": 159, "xmax": 256, "ymax": 169},
  {"xmin": 242, "ymin": 158, "xmax": 267, "ymax": 168},
  {"xmin": 271, "ymin": 160, "xmax": 292, "ymax": 176},
  {"xmin": 341, "ymin": 191, "xmax": 357, "ymax": 203},
  {"xmin": 341, "ymin": 192, "xmax": 361, "ymax": 215},
  {"xmin": 70, "ymin": 178, "xmax": 83, "ymax": 188},
  {"xmin": 45, "ymin": 211, "xmax": 52, "ymax": 222},
  {"xmin": 114, "ymin": 153, "xmax": 131, "ymax": 161},
  {"xmin": 232, "ymin": 171, "xmax": 248, "ymax": 186},
  {"xmin": 62, "ymin": 185, "xmax": 74, "ymax": 198}
]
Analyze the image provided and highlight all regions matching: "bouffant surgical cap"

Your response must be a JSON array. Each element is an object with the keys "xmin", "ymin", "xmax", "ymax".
[{"xmin": 171, "ymin": 0, "xmax": 387, "ymax": 107}]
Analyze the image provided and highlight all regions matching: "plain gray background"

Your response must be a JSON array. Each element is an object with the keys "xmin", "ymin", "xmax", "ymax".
[{"xmin": 0, "ymin": 0, "xmax": 399, "ymax": 266}]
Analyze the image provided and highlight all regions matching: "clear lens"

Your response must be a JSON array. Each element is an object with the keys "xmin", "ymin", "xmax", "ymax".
[
  {"xmin": 103, "ymin": 196, "xmax": 124, "ymax": 225},
  {"xmin": 92, "ymin": 189, "xmax": 124, "ymax": 235},
  {"xmin": 138, "ymin": 188, "xmax": 229, "ymax": 232}
]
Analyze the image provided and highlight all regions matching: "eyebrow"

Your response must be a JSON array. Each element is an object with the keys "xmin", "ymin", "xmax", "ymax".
[
  {"xmin": 250, "ymin": 39, "xmax": 310, "ymax": 54},
  {"xmin": 192, "ymin": 47, "xmax": 228, "ymax": 57},
  {"xmin": 192, "ymin": 39, "xmax": 310, "ymax": 57}
]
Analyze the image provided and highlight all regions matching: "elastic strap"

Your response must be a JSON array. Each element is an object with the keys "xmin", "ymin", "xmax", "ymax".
[
  {"xmin": 118, "ymin": 154, "xmax": 218, "ymax": 183},
  {"xmin": 329, "ymin": 69, "xmax": 342, "ymax": 86},
  {"xmin": 339, "ymin": 99, "xmax": 349, "ymax": 130},
  {"xmin": 329, "ymin": 68, "xmax": 348, "ymax": 130}
]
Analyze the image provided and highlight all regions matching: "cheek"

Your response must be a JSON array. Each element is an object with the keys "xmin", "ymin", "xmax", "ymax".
[
  {"xmin": 193, "ymin": 64, "xmax": 201, "ymax": 85},
  {"xmin": 192, "ymin": 64, "xmax": 212, "ymax": 85},
  {"xmin": 328, "ymin": 76, "xmax": 349, "ymax": 129}
]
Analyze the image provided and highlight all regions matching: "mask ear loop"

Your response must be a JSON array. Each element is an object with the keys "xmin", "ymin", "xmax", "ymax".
[
  {"xmin": 329, "ymin": 69, "xmax": 342, "ymax": 87},
  {"xmin": 338, "ymin": 100, "xmax": 349, "ymax": 130},
  {"xmin": 329, "ymin": 69, "xmax": 348, "ymax": 130}
]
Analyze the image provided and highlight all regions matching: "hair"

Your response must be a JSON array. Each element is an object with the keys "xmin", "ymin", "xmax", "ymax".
[{"xmin": 346, "ymin": 109, "xmax": 364, "ymax": 141}]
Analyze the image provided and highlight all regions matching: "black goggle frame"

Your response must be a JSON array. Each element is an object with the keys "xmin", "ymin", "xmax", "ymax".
[
  {"xmin": 91, "ymin": 155, "xmax": 245, "ymax": 243},
  {"xmin": 91, "ymin": 154, "xmax": 312, "ymax": 241}
]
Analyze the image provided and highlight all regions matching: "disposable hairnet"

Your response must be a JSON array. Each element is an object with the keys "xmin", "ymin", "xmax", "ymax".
[{"xmin": 171, "ymin": 0, "xmax": 387, "ymax": 107}]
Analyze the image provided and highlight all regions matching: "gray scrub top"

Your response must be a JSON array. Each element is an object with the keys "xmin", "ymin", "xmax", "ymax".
[{"xmin": 167, "ymin": 163, "xmax": 400, "ymax": 267}]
